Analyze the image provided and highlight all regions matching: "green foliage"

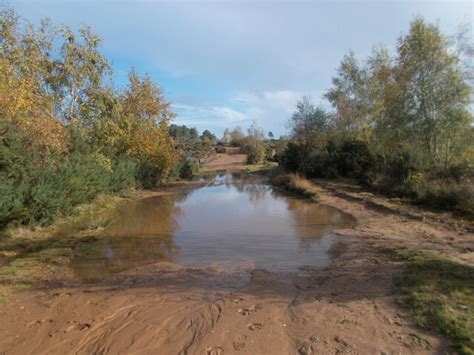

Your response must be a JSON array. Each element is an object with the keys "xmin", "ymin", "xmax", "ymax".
[
  {"xmin": 298, "ymin": 150, "xmax": 332, "ymax": 178},
  {"xmin": 282, "ymin": 139, "xmax": 376, "ymax": 184},
  {"xmin": 333, "ymin": 139, "xmax": 377, "ymax": 184},
  {"xmin": 0, "ymin": 148, "xmax": 136, "ymax": 227},
  {"xmin": 177, "ymin": 158, "xmax": 200, "ymax": 179},
  {"xmin": 279, "ymin": 142, "xmax": 306, "ymax": 172},
  {"xmin": 135, "ymin": 159, "xmax": 165, "ymax": 189},
  {"xmin": 289, "ymin": 97, "xmax": 332, "ymax": 153},
  {"xmin": 169, "ymin": 124, "xmax": 216, "ymax": 163}
]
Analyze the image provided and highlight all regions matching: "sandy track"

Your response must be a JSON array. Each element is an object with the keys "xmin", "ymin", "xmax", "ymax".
[
  {"xmin": 0, "ymin": 168, "xmax": 472, "ymax": 354},
  {"xmin": 204, "ymin": 150, "xmax": 247, "ymax": 171}
]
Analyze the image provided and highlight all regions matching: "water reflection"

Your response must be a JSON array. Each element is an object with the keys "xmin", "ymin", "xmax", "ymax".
[{"xmin": 72, "ymin": 172, "xmax": 356, "ymax": 282}]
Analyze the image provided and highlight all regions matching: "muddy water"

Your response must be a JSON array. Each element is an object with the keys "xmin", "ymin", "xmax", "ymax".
[{"xmin": 72, "ymin": 172, "xmax": 356, "ymax": 282}]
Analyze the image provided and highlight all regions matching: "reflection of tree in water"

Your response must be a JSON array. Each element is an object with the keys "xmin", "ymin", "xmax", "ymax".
[
  {"xmin": 72, "ymin": 193, "xmax": 190, "ymax": 282},
  {"xmin": 271, "ymin": 190, "xmax": 356, "ymax": 248},
  {"xmin": 222, "ymin": 172, "xmax": 269, "ymax": 205}
]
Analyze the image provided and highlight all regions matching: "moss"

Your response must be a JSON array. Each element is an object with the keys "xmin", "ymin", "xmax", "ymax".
[{"xmin": 384, "ymin": 247, "xmax": 474, "ymax": 354}]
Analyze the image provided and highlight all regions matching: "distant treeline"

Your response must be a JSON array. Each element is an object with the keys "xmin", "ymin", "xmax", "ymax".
[
  {"xmin": 278, "ymin": 18, "xmax": 473, "ymax": 216},
  {"xmin": 0, "ymin": 8, "xmax": 215, "ymax": 228}
]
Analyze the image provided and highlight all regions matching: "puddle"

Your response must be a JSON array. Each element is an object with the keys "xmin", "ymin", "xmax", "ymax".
[{"xmin": 72, "ymin": 172, "xmax": 356, "ymax": 282}]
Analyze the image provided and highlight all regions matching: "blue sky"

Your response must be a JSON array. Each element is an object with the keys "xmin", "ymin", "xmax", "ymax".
[{"xmin": 7, "ymin": 0, "xmax": 472, "ymax": 137}]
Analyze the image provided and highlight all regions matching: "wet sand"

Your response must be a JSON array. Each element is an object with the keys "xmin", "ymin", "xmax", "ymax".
[{"xmin": 0, "ymin": 156, "xmax": 472, "ymax": 354}]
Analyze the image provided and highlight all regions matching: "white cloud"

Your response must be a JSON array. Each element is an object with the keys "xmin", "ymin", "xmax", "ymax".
[
  {"xmin": 172, "ymin": 89, "xmax": 327, "ymax": 136},
  {"xmin": 234, "ymin": 90, "xmax": 326, "ymax": 114}
]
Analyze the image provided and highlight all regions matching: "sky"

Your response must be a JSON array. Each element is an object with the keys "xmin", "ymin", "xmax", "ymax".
[{"xmin": 6, "ymin": 0, "xmax": 473, "ymax": 137}]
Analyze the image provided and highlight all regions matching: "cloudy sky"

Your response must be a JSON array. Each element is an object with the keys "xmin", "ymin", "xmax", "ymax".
[{"xmin": 8, "ymin": 0, "xmax": 472, "ymax": 137}]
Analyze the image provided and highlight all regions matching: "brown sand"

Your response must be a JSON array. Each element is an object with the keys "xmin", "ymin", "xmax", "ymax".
[
  {"xmin": 204, "ymin": 148, "xmax": 247, "ymax": 171},
  {"xmin": 0, "ymin": 155, "xmax": 472, "ymax": 354}
]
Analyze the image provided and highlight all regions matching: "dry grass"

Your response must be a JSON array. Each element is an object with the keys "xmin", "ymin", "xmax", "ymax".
[{"xmin": 270, "ymin": 173, "xmax": 319, "ymax": 201}]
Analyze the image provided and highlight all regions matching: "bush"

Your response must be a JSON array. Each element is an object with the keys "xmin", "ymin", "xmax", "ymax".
[
  {"xmin": 135, "ymin": 159, "xmax": 165, "ymax": 189},
  {"xmin": 245, "ymin": 144, "xmax": 266, "ymax": 164},
  {"xmin": 278, "ymin": 142, "xmax": 306, "ymax": 172},
  {"xmin": 333, "ymin": 139, "xmax": 377, "ymax": 185},
  {"xmin": 178, "ymin": 158, "xmax": 200, "ymax": 179},
  {"xmin": 0, "ymin": 151, "xmax": 136, "ymax": 227},
  {"xmin": 414, "ymin": 180, "xmax": 474, "ymax": 217},
  {"xmin": 383, "ymin": 150, "xmax": 418, "ymax": 183},
  {"xmin": 298, "ymin": 150, "xmax": 331, "ymax": 178},
  {"xmin": 215, "ymin": 146, "xmax": 226, "ymax": 154}
]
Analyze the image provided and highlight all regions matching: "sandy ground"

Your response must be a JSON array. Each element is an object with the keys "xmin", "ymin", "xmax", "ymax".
[
  {"xmin": 204, "ymin": 148, "xmax": 247, "ymax": 171},
  {"xmin": 0, "ymin": 155, "xmax": 472, "ymax": 354}
]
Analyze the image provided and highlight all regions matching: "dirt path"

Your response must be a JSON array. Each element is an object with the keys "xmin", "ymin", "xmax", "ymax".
[
  {"xmin": 0, "ymin": 159, "xmax": 472, "ymax": 354},
  {"xmin": 204, "ymin": 148, "xmax": 247, "ymax": 171}
]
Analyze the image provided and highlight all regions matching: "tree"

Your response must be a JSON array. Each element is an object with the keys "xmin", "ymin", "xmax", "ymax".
[
  {"xmin": 230, "ymin": 126, "xmax": 245, "ymax": 147},
  {"xmin": 325, "ymin": 51, "xmax": 369, "ymax": 138},
  {"xmin": 200, "ymin": 129, "xmax": 217, "ymax": 144},
  {"xmin": 242, "ymin": 123, "xmax": 266, "ymax": 164},
  {"xmin": 119, "ymin": 70, "xmax": 178, "ymax": 178},
  {"xmin": 222, "ymin": 128, "xmax": 232, "ymax": 144},
  {"xmin": 387, "ymin": 18, "xmax": 472, "ymax": 168},
  {"xmin": 289, "ymin": 97, "xmax": 331, "ymax": 154},
  {"xmin": 268, "ymin": 131, "xmax": 274, "ymax": 139}
]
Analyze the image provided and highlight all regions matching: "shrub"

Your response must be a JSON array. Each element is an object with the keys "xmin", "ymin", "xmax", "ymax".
[
  {"xmin": 385, "ymin": 150, "xmax": 417, "ymax": 183},
  {"xmin": 215, "ymin": 146, "xmax": 226, "ymax": 154},
  {"xmin": 279, "ymin": 142, "xmax": 306, "ymax": 172},
  {"xmin": 245, "ymin": 144, "xmax": 266, "ymax": 164},
  {"xmin": 0, "ymin": 151, "xmax": 136, "ymax": 227},
  {"xmin": 333, "ymin": 139, "xmax": 377, "ymax": 185},
  {"xmin": 298, "ymin": 150, "xmax": 330, "ymax": 178},
  {"xmin": 178, "ymin": 158, "xmax": 200, "ymax": 179},
  {"xmin": 135, "ymin": 159, "xmax": 165, "ymax": 189},
  {"xmin": 414, "ymin": 180, "xmax": 474, "ymax": 217}
]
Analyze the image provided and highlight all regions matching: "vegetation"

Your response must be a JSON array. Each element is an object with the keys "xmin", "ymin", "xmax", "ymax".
[
  {"xmin": 0, "ymin": 9, "xmax": 219, "ymax": 229},
  {"xmin": 278, "ymin": 18, "xmax": 473, "ymax": 217},
  {"xmin": 385, "ymin": 247, "xmax": 474, "ymax": 354},
  {"xmin": 223, "ymin": 123, "xmax": 272, "ymax": 164},
  {"xmin": 0, "ymin": 193, "xmax": 129, "ymax": 292},
  {"xmin": 270, "ymin": 172, "xmax": 318, "ymax": 201}
]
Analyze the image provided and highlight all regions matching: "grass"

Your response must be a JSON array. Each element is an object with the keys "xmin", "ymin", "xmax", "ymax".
[
  {"xmin": 270, "ymin": 173, "xmax": 319, "ymax": 201},
  {"xmin": 0, "ymin": 193, "xmax": 133, "ymax": 302},
  {"xmin": 244, "ymin": 161, "xmax": 278, "ymax": 174},
  {"xmin": 383, "ymin": 247, "xmax": 474, "ymax": 354}
]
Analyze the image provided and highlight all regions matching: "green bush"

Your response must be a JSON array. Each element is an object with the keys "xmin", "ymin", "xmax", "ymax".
[
  {"xmin": 0, "ymin": 146, "xmax": 136, "ymax": 227},
  {"xmin": 245, "ymin": 144, "xmax": 266, "ymax": 164},
  {"xmin": 135, "ymin": 159, "xmax": 165, "ymax": 189},
  {"xmin": 298, "ymin": 150, "xmax": 331, "ymax": 178},
  {"xmin": 384, "ymin": 150, "xmax": 417, "ymax": 183},
  {"xmin": 333, "ymin": 139, "xmax": 377, "ymax": 184},
  {"xmin": 178, "ymin": 158, "xmax": 200, "ymax": 179},
  {"xmin": 278, "ymin": 142, "xmax": 306, "ymax": 172}
]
